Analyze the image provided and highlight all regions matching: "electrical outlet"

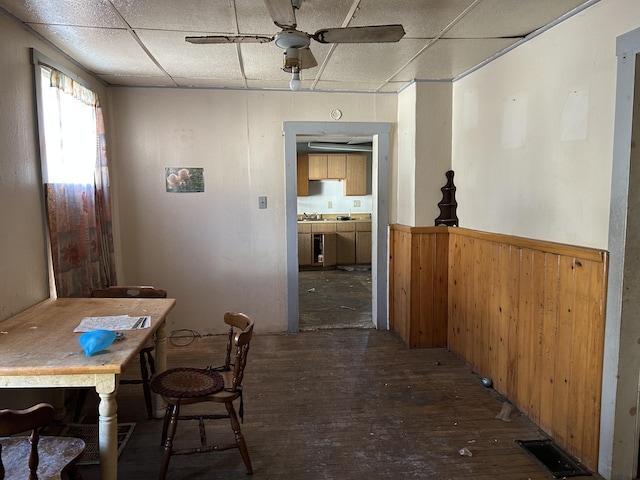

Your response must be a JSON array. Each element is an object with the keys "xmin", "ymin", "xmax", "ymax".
[
  {"xmin": 258, "ymin": 196, "xmax": 267, "ymax": 209},
  {"xmin": 328, "ymin": 201, "xmax": 333, "ymax": 209},
  {"xmin": 354, "ymin": 200, "xmax": 361, "ymax": 207}
]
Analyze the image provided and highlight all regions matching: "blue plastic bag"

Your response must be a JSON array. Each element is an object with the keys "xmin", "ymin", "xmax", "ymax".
[{"xmin": 79, "ymin": 330, "xmax": 116, "ymax": 356}]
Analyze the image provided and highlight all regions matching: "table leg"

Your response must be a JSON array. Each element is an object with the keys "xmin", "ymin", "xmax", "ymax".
[
  {"xmin": 154, "ymin": 320, "xmax": 168, "ymax": 419},
  {"xmin": 96, "ymin": 375, "xmax": 118, "ymax": 480}
]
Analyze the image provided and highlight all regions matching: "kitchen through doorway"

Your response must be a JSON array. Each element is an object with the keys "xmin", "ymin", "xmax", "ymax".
[
  {"xmin": 284, "ymin": 122, "xmax": 391, "ymax": 333},
  {"xmin": 296, "ymin": 136, "xmax": 374, "ymax": 330}
]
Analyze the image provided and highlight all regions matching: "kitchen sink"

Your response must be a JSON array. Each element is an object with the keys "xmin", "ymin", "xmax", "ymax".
[{"xmin": 300, "ymin": 218, "xmax": 327, "ymax": 221}]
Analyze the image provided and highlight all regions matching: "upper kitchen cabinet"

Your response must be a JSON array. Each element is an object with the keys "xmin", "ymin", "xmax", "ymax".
[
  {"xmin": 344, "ymin": 154, "xmax": 367, "ymax": 196},
  {"xmin": 297, "ymin": 154, "xmax": 309, "ymax": 196},
  {"xmin": 308, "ymin": 154, "xmax": 346, "ymax": 180}
]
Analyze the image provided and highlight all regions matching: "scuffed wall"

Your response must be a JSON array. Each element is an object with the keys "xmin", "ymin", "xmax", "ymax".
[
  {"xmin": 0, "ymin": 12, "xmax": 108, "ymax": 321},
  {"xmin": 451, "ymin": 0, "xmax": 640, "ymax": 249},
  {"xmin": 107, "ymin": 88, "xmax": 398, "ymax": 334}
]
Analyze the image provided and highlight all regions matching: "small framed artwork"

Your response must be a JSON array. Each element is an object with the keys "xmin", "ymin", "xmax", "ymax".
[{"xmin": 165, "ymin": 167, "xmax": 204, "ymax": 193}]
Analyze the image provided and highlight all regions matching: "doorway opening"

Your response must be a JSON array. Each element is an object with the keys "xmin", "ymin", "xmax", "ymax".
[
  {"xmin": 296, "ymin": 138, "xmax": 374, "ymax": 330},
  {"xmin": 284, "ymin": 122, "xmax": 391, "ymax": 333}
]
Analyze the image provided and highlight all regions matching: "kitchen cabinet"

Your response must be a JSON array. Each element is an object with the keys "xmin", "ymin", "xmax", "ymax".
[
  {"xmin": 313, "ymin": 233, "xmax": 336, "ymax": 267},
  {"xmin": 308, "ymin": 154, "xmax": 346, "ymax": 180},
  {"xmin": 355, "ymin": 221, "xmax": 372, "ymax": 264},
  {"xmin": 298, "ymin": 233, "xmax": 312, "ymax": 266},
  {"xmin": 336, "ymin": 222, "xmax": 356, "ymax": 264},
  {"xmin": 327, "ymin": 155, "xmax": 346, "ymax": 178},
  {"xmin": 297, "ymin": 154, "xmax": 309, "ymax": 196},
  {"xmin": 298, "ymin": 222, "xmax": 312, "ymax": 266},
  {"xmin": 298, "ymin": 222, "xmax": 336, "ymax": 268},
  {"xmin": 311, "ymin": 222, "xmax": 337, "ymax": 267},
  {"xmin": 344, "ymin": 154, "xmax": 367, "ymax": 196},
  {"xmin": 298, "ymin": 220, "xmax": 370, "ymax": 267}
]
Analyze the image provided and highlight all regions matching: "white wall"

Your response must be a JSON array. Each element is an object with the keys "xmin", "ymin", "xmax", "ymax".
[
  {"xmin": 0, "ymin": 12, "xmax": 109, "ymax": 321},
  {"xmin": 452, "ymin": 0, "xmax": 638, "ymax": 249},
  {"xmin": 396, "ymin": 81, "xmax": 453, "ymax": 226},
  {"xmin": 296, "ymin": 179, "xmax": 373, "ymax": 216},
  {"xmin": 0, "ymin": 13, "xmax": 51, "ymax": 320},
  {"xmin": 415, "ymin": 81, "xmax": 453, "ymax": 227},
  {"xmin": 396, "ymin": 83, "xmax": 417, "ymax": 225},
  {"xmin": 108, "ymin": 88, "xmax": 397, "ymax": 334}
]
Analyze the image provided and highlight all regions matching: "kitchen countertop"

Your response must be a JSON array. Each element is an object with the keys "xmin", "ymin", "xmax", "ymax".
[{"xmin": 297, "ymin": 217, "xmax": 371, "ymax": 223}]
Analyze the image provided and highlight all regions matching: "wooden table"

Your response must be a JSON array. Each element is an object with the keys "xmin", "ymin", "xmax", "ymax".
[{"xmin": 0, "ymin": 297, "xmax": 176, "ymax": 480}]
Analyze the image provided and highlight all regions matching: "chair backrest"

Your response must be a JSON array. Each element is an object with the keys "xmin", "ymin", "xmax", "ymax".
[
  {"xmin": 222, "ymin": 312, "xmax": 254, "ymax": 391},
  {"xmin": 0, "ymin": 403, "xmax": 55, "ymax": 479},
  {"xmin": 91, "ymin": 286, "xmax": 167, "ymax": 298}
]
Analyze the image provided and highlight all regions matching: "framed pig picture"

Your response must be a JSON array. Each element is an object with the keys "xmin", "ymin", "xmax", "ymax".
[{"xmin": 165, "ymin": 167, "xmax": 204, "ymax": 193}]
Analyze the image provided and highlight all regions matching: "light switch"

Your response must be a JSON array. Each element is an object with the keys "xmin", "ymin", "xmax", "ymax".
[
  {"xmin": 354, "ymin": 200, "xmax": 361, "ymax": 207},
  {"xmin": 328, "ymin": 201, "xmax": 333, "ymax": 209},
  {"xmin": 259, "ymin": 196, "xmax": 267, "ymax": 209}
]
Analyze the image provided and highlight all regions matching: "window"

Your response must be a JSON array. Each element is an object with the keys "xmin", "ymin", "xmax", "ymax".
[
  {"xmin": 39, "ymin": 66, "xmax": 97, "ymax": 184},
  {"xmin": 33, "ymin": 50, "xmax": 117, "ymax": 298}
]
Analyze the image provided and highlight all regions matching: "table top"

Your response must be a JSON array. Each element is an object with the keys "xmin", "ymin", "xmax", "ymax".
[{"xmin": 0, "ymin": 297, "xmax": 176, "ymax": 377}]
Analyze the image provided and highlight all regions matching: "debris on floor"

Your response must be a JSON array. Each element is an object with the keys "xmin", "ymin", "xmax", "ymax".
[
  {"xmin": 458, "ymin": 447, "xmax": 473, "ymax": 457},
  {"xmin": 495, "ymin": 401, "xmax": 513, "ymax": 422}
]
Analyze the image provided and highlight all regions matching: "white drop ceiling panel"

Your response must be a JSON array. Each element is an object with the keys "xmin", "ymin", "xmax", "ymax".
[
  {"xmin": 0, "ymin": 0, "xmax": 598, "ymax": 92},
  {"xmin": 2, "ymin": 0, "xmax": 125, "ymax": 28},
  {"xmin": 351, "ymin": 0, "xmax": 478, "ymax": 37},
  {"xmin": 137, "ymin": 30, "xmax": 242, "ymax": 80},
  {"xmin": 445, "ymin": 0, "xmax": 590, "ymax": 38},
  {"xmin": 320, "ymin": 41, "xmax": 426, "ymax": 83},
  {"xmin": 389, "ymin": 38, "xmax": 521, "ymax": 82},
  {"xmin": 29, "ymin": 24, "xmax": 162, "ymax": 76},
  {"xmin": 110, "ymin": 0, "xmax": 235, "ymax": 32}
]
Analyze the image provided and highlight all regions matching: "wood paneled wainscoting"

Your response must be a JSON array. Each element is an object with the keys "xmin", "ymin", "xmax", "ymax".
[
  {"xmin": 389, "ymin": 225, "xmax": 449, "ymax": 348},
  {"xmin": 389, "ymin": 225, "xmax": 609, "ymax": 471}
]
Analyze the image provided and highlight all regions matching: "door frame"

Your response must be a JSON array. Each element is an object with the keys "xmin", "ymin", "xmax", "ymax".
[
  {"xmin": 601, "ymin": 26, "xmax": 640, "ymax": 480},
  {"xmin": 284, "ymin": 121, "xmax": 391, "ymax": 332}
]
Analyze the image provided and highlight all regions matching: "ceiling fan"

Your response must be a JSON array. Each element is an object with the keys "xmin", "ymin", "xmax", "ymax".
[{"xmin": 185, "ymin": 0, "xmax": 405, "ymax": 91}]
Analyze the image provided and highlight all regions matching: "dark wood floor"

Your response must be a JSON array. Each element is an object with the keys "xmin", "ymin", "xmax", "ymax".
[
  {"xmin": 298, "ymin": 268, "xmax": 373, "ymax": 330},
  {"xmin": 76, "ymin": 329, "xmax": 600, "ymax": 480}
]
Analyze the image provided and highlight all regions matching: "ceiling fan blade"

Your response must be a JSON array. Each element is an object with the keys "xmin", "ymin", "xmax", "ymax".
[
  {"xmin": 264, "ymin": 0, "xmax": 297, "ymax": 29},
  {"xmin": 313, "ymin": 24, "xmax": 405, "ymax": 44},
  {"xmin": 185, "ymin": 35, "xmax": 273, "ymax": 44},
  {"xmin": 299, "ymin": 48, "xmax": 317, "ymax": 69}
]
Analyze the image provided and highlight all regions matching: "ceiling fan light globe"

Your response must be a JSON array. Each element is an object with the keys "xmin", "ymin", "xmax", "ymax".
[{"xmin": 274, "ymin": 30, "xmax": 310, "ymax": 49}]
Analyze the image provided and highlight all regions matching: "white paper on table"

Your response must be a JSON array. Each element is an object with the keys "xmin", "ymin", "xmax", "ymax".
[{"xmin": 74, "ymin": 315, "xmax": 151, "ymax": 332}]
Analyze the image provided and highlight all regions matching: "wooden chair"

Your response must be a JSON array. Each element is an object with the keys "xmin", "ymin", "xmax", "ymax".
[
  {"xmin": 0, "ymin": 403, "xmax": 85, "ymax": 480},
  {"xmin": 150, "ymin": 312, "xmax": 254, "ymax": 480},
  {"xmin": 80, "ymin": 286, "xmax": 168, "ymax": 420}
]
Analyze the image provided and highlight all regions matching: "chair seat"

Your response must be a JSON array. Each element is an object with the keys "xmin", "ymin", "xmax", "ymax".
[
  {"xmin": 150, "ymin": 368, "xmax": 225, "ymax": 398},
  {"xmin": 0, "ymin": 435, "xmax": 85, "ymax": 480}
]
